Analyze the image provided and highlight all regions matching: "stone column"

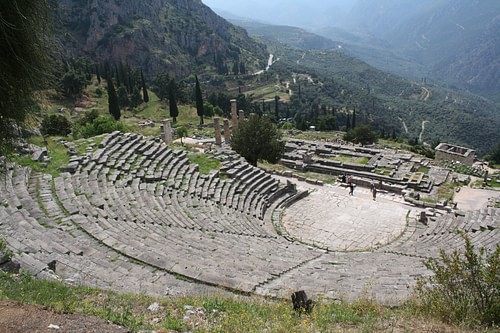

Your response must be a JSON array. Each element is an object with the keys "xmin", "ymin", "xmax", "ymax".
[
  {"xmin": 223, "ymin": 119, "xmax": 230, "ymax": 144},
  {"xmin": 238, "ymin": 110, "xmax": 245, "ymax": 124},
  {"xmin": 162, "ymin": 119, "xmax": 173, "ymax": 145},
  {"xmin": 214, "ymin": 117, "xmax": 222, "ymax": 146},
  {"xmin": 230, "ymin": 99, "xmax": 238, "ymax": 129}
]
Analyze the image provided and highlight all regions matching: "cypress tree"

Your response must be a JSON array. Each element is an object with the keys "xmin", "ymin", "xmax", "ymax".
[
  {"xmin": 352, "ymin": 109, "xmax": 356, "ymax": 129},
  {"xmin": 195, "ymin": 75, "xmax": 204, "ymax": 125},
  {"xmin": 168, "ymin": 79, "xmax": 179, "ymax": 123},
  {"xmin": 346, "ymin": 114, "xmax": 351, "ymax": 131},
  {"xmin": 141, "ymin": 70, "xmax": 149, "ymax": 103},
  {"xmin": 274, "ymin": 95, "xmax": 280, "ymax": 121},
  {"xmin": 95, "ymin": 64, "xmax": 101, "ymax": 84},
  {"xmin": 130, "ymin": 86, "xmax": 142, "ymax": 108},
  {"xmin": 107, "ymin": 77, "xmax": 121, "ymax": 120},
  {"xmin": 118, "ymin": 85, "xmax": 129, "ymax": 108}
]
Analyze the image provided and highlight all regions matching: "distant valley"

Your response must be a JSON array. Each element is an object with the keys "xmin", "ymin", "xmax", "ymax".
[{"xmin": 208, "ymin": 0, "xmax": 500, "ymax": 100}]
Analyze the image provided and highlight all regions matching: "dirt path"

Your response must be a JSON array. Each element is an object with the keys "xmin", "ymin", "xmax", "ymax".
[{"xmin": 0, "ymin": 302, "xmax": 129, "ymax": 333}]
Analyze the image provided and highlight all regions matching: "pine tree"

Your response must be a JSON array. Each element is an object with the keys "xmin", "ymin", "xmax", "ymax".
[
  {"xmin": 168, "ymin": 79, "xmax": 179, "ymax": 123},
  {"xmin": 195, "ymin": 75, "xmax": 204, "ymax": 125},
  {"xmin": 0, "ymin": 0, "xmax": 53, "ymax": 154},
  {"xmin": 141, "ymin": 70, "xmax": 149, "ymax": 103},
  {"xmin": 107, "ymin": 77, "xmax": 121, "ymax": 121}
]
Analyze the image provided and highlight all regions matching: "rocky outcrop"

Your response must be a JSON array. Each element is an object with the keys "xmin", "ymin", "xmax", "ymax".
[{"xmin": 55, "ymin": 0, "xmax": 267, "ymax": 78}]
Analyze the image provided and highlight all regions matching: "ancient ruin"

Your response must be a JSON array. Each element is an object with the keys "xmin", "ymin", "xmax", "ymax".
[
  {"xmin": 435, "ymin": 143, "xmax": 476, "ymax": 166},
  {"xmin": 1, "ymin": 116, "xmax": 499, "ymax": 305}
]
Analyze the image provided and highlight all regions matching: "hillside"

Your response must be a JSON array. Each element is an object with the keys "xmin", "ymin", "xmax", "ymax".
[
  {"xmin": 219, "ymin": 19, "xmax": 500, "ymax": 155},
  {"xmin": 55, "ymin": 0, "xmax": 268, "ymax": 78},
  {"xmin": 240, "ymin": 41, "xmax": 500, "ymax": 155},
  {"xmin": 338, "ymin": 0, "xmax": 500, "ymax": 96},
  {"xmin": 49, "ymin": 0, "xmax": 500, "ymax": 155}
]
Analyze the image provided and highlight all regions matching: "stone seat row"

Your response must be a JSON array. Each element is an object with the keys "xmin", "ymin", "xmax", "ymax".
[
  {"xmin": 382, "ymin": 209, "xmax": 499, "ymax": 258},
  {"xmin": 57, "ymin": 170, "xmax": 273, "ymax": 238},
  {"xmin": 0, "ymin": 162, "xmax": 316, "ymax": 295},
  {"xmin": 0, "ymin": 202, "xmax": 203, "ymax": 296},
  {"xmin": 65, "ymin": 201, "xmax": 321, "ymax": 293},
  {"xmin": 76, "ymin": 132, "xmax": 290, "ymax": 221}
]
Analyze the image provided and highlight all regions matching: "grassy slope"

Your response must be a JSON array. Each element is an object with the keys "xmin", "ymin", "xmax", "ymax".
[{"xmin": 0, "ymin": 272, "xmax": 488, "ymax": 333}]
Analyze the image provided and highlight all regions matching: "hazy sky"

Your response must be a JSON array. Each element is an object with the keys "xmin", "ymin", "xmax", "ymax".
[{"xmin": 201, "ymin": 0, "xmax": 357, "ymax": 29}]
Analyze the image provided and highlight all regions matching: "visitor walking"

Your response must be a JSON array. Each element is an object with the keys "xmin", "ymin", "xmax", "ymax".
[
  {"xmin": 372, "ymin": 186, "xmax": 377, "ymax": 200},
  {"xmin": 349, "ymin": 182, "xmax": 354, "ymax": 196}
]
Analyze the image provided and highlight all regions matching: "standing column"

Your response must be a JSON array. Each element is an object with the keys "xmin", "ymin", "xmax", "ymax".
[
  {"xmin": 214, "ymin": 117, "xmax": 222, "ymax": 146},
  {"xmin": 230, "ymin": 99, "xmax": 238, "ymax": 129},
  {"xmin": 238, "ymin": 110, "xmax": 245, "ymax": 124},
  {"xmin": 223, "ymin": 119, "xmax": 230, "ymax": 144},
  {"xmin": 162, "ymin": 119, "xmax": 173, "ymax": 145}
]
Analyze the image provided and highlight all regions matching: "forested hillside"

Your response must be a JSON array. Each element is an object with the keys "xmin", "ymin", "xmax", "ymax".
[{"xmin": 55, "ymin": 0, "xmax": 268, "ymax": 78}]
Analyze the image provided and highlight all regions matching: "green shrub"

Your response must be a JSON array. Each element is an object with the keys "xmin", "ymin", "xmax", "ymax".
[
  {"xmin": 40, "ymin": 114, "xmax": 72, "ymax": 136},
  {"xmin": 73, "ymin": 115, "xmax": 124, "ymax": 139},
  {"xmin": 0, "ymin": 237, "xmax": 13, "ymax": 262},
  {"xmin": 343, "ymin": 125, "xmax": 378, "ymax": 146},
  {"xmin": 94, "ymin": 87, "xmax": 103, "ymax": 97},
  {"xmin": 413, "ymin": 233, "xmax": 499, "ymax": 327}
]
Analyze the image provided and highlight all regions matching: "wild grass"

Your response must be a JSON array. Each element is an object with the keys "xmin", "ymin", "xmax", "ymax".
[
  {"xmin": 11, "ymin": 136, "xmax": 69, "ymax": 177},
  {"xmin": 328, "ymin": 155, "xmax": 370, "ymax": 165},
  {"xmin": 187, "ymin": 153, "xmax": 221, "ymax": 174},
  {"xmin": 1, "ymin": 270, "xmax": 491, "ymax": 332}
]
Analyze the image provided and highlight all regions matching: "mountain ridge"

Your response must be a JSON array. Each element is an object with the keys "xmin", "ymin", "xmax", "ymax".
[{"xmin": 55, "ymin": 0, "xmax": 268, "ymax": 78}]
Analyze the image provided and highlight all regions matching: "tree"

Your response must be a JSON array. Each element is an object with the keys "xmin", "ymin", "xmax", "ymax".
[
  {"xmin": 317, "ymin": 114, "xmax": 336, "ymax": 131},
  {"xmin": 141, "ymin": 70, "xmax": 149, "ymax": 103},
  {"xmin": 352, "ymin": 109, "xmax": 356, "ymax": 128},
  {"xmin": 346, "ymin": 114, "xmax": 351, "ymax": 131},
  {"xmin": 152, "ymin": 72, "xmax": 170, "ymax": 100},
  {"xmin": 95, "ymin": 63, "xmax": 101, "ymax": 84},
  {"xmin": 177, "ymin": 126, "xmax": 188, "ymax": 146},
  {"xmin": 60, "ymin": 68, "xmax": 87, "ymax": 97},
  {"xmin": 195, "ymin": 75, "xmax": 204, "ymax": 125},
  {"xmin": 231, "ymin": 114, "xmax": 285, "ymax": 166},
  {"xmin": 485, "ymin": 143, "xmax": 500, "ymax": 165},
  {"xmin": 0, "ymin": 0, "xmax": 53, "ymax": 154},
  {"xmin": 117, "ymin": 85, "xmax": 130, "ymax": 108},
  {"xmin": 274, "ymin": 95, "xmax": 280, "ymax": 121},
  {"xmin": 344, "ymin": 125, "xmax": 378, "ymax": 146},
  {"xmin": 40, "ymin": 114, "xmax": 72, "ymax": 136},
  {"xmin": 130, "ymin": 86, "xmax": 142, "ymax": 108},
  {"xmin": 107, "ymin": 78, "xmax": 121, "ymax": 121},
  {"xmin": 168, "ymin": 79, "xmax": 179, "ymax": 123}
]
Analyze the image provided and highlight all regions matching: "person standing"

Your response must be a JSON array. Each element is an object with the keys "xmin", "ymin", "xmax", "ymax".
[
  {"xmin": 372, "ymin": 186, "xmax": 377, "ymax": 200},
  {"xmin": 349, "ymin": 182, "xmax": 354, "ymax": 196}
]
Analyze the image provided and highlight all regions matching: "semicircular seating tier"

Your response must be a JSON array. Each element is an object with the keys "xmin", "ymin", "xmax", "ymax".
[
  {"xmin": 0, "ymin": 131, "xmax": 498, "ymax": 305},
  {"xmin": 381, "ymin": 207, "xmax": 499, "ymax": 258},
  {"xmin": 0, "ymin": 132, "xmax": 319, "ymax": 295}
]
